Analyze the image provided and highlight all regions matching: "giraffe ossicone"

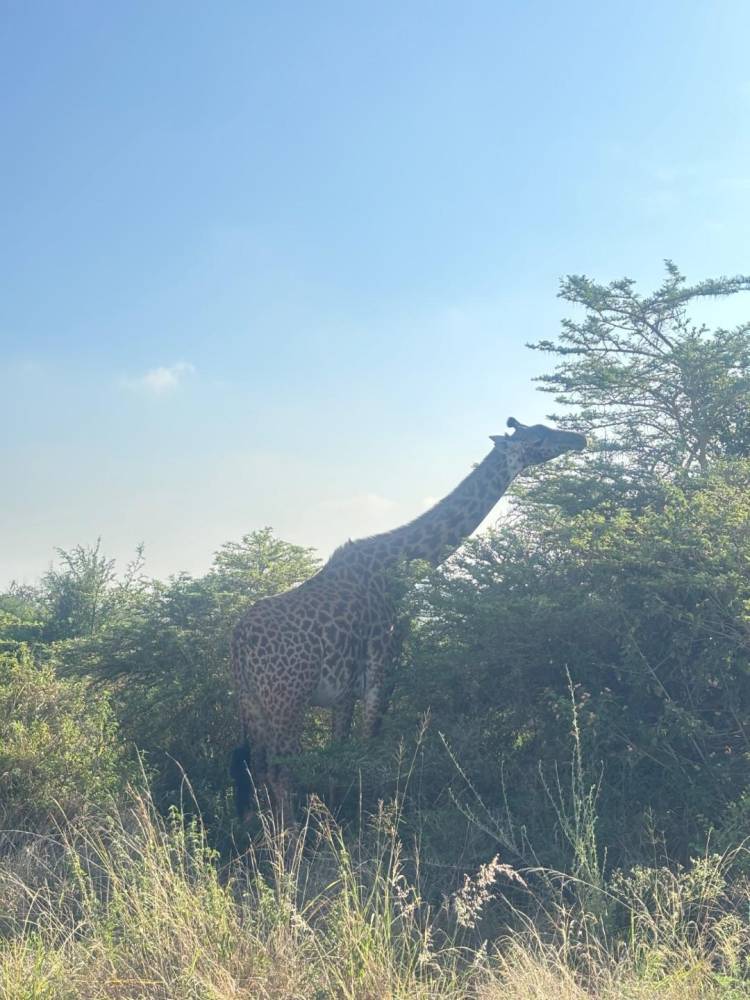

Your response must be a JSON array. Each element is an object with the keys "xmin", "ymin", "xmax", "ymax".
[{"xmin": 230, "ymin": 418, "xmax": 586, "ymax": 817}]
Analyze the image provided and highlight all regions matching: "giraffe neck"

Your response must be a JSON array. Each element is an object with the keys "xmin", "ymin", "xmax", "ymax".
[{"xmin": 338, "ymin": 440, "xmax": 524, "ymax": 571}]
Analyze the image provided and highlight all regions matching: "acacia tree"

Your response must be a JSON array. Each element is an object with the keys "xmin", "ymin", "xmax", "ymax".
[
  {"xmin": 40, "ymin": 540, "xmax": 146, "ymax": 642},
  {"xmin": 377, "ymin": 265, "xmax": 750, "ymax": 870},
  {"xmin": 531, "ymin": 262, "xmax": 750, "ymax": 476}
]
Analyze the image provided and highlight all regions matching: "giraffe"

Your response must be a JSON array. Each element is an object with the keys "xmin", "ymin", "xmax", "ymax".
[{"xmin": 229, "ymin": 417, "xmax": 586, "ymax": 816}]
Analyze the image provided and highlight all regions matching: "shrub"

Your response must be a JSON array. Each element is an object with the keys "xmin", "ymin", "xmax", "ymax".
[{"xmin": 0, "ymin": 646, "xmax": 127, "ymax": 830}]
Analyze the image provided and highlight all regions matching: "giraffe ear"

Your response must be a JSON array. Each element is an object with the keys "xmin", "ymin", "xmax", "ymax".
[{"xmin": 490, "ymin": 434, "xmax": 508, "ymax": 445}]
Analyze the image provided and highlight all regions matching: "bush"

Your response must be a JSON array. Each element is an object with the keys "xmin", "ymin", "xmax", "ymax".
[
  {"xmin": 372, "ymin": 464, "xmax": 750, "ymax": 872},
  {"xmin": 0, "ymin": 646, "xmax": 127, "ymax": 829}
]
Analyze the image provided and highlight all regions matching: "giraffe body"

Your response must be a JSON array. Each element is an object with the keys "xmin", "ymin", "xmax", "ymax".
[{"xmin": 230, "ymin": 418, "xmax": 586, "ymax": 813}]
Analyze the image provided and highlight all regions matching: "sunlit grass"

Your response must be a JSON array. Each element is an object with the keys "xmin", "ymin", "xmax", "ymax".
[{"xmin": 1, "ymin": 784, "xmax": 750, "ymax": 999}]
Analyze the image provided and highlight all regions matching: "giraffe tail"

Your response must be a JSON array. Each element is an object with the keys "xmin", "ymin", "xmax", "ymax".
[{"xmin": 229, "ymin": 742, "xmax": 252, "ymax": 818}]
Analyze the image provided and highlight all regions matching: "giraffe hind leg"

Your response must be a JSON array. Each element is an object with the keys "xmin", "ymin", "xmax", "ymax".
[
  {"xmin": 229, "ymin": 742, "xmax": 252, "ymax": 818},
  {"xmin": 332, "ymin": 693, "xmax": 355, "ymax": 742},
  {"xmin": 229, "ymin": 739, "xmax": 271, "ymax": 818},
  {"xmin": 266, "ymin": 721, "xmax": 303, "ymax": 826}
]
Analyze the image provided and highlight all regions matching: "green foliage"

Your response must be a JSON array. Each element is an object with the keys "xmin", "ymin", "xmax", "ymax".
[
  {"xmin": 39, "ymin": 539, "xmax": 144, "ymax": 642},
  {"xmin": 530, "ymin": 262, "xmax": 750, "ymax": 474},
  {"xmin": 48, "ymin": 528, "xmax": 320, "ymax": 822},
  {"xmin": 0, "ymin": 585, "xmax": 44, "ymax": 652},
  {"xmin": 380, "ymin": 463, "xmax": 750, "ymax": 870},
  {"xmin": 211, "ymin": 527, "xmax": 319, "ymax": 604},
  {"xmin": 0, "ymin": 646, "xmax": 127, "ymax": 828}
]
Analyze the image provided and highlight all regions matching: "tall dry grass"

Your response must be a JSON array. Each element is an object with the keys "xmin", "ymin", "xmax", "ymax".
[{"xmin": 1, "ymin": 782, "xmax": 750, "ymax": 999}]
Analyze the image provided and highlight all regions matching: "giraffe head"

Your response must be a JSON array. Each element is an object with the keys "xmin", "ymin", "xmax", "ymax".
[{"xmin": 492, "ymin": 417, "xmax": 587, "ymax": 467}]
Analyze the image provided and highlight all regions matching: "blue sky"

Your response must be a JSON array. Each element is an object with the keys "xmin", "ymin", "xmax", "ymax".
[{"xmin": 2, "ymin": 1, "xmax": 750, "ymax": 585}]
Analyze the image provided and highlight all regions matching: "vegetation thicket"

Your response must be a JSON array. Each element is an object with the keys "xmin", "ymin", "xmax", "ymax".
[{"xmin": 3, "ymin": 263, "xmax": 750, "ymax": 997}]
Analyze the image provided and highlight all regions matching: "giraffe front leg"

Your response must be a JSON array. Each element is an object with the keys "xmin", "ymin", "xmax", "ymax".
[
  {"xmin": 363, "ymin": 679, "xmax": 384, "ymax": 738},
  {"xmin": 364, "ymin": 621, "xmax": 404, "ymax": 738},
  {"xmin": 363, "ymin": 630, "xmax": 394, "ymax": 739},
  {"xmin": 327, "ymin": 693, "xmax": 356, "ymax": 812}
]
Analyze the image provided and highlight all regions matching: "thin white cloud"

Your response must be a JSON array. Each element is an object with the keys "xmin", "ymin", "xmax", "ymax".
[{"xmin": 122, "ymin": 361, "xmax": 195, "ymax": 395}]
